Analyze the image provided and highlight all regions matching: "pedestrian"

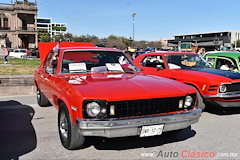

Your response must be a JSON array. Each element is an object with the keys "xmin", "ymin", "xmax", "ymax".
[
  {"xmin": 123, "ymin": 47, "xmax": 129, "ymax": 53},
  {"xmin": 191, "ymin": 43, "xmax": 198, "ymax": 53},
  {"xmin": 126, "ymin": 51, "xmax": 133, "ymax": 60},
  {"xmin": 1, "ymin": 45, "xmax": 9, "ymax": 64},
  {"xmin": 197, "ymin": 47, "xmax": 205, "ymax": 56}
]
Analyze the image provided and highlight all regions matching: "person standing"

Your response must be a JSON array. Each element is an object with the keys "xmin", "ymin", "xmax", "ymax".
[
  {"xmin": 1, "ymin": 45, "xmax": 9, "ymax": 64},
  {"xmin": 197, "ymin": 47, "xmax": 206, "ymax": 56}
]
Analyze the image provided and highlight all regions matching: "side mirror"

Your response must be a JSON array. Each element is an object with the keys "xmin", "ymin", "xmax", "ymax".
[{"xmin": 46, "ymin": 67, "xmax": 53, "ymax": 75}]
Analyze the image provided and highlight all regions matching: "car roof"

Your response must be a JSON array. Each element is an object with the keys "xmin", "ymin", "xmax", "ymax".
[
  {"xmin": 140, "ymin": 52, "xmax": 198, "ymax": 56},
  {"xmin": 59, "ymin": 47, "xmax": 121, "ymax": 52},
  {"xmin": 206, "ymin": 51, "xmax": 240, "ymax": 58}
]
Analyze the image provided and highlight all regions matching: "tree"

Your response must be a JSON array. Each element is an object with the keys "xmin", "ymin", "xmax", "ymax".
[
  {"xmin": 52, "ymin": 34, "xmax": 64, "ymax": 42},
  {"xmin": 72, "ymin": 34, "xmax": 98, "ymax": 42},
  {"xmin": 63, "ymin": 33, "xmax": 74, "ymax": 41},
  {"xmin": 233, "ymin": 40, "xmax": 240, "ymax": 48},
  {"xmin": 38, "ymin": 29, "xmax": 51, "ymax": 42}
]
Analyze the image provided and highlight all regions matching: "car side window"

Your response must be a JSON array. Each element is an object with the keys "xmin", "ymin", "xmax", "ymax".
[
  {"xmin": 206, "ymin": 57, "xmax": 215, "ymax": 67},
  {"xmin": 44, "ymin": 52, "xmax": 58, "ymax": 74},
  {"xmin": 216, "ymin": 58, "xmax": 237, "ymax": 71},
  {"xmin": 141, "ymin": 55, "xmax": 165, "ymax": 69}
]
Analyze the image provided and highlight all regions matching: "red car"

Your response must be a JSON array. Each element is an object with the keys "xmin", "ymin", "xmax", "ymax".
[
  {"xmin": 134, "ymin": 52, "xmax": 240, "ymax": 110},
  {"xmin": 34, "ymin": 42, "xmax": 201, "ymax": 150}
]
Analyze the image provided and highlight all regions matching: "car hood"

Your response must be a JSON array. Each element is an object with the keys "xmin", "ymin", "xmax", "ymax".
[
  {"xmin": 62, "ymin": 73, "xmax": 195, "ymax": 101},
  {"xmin": 174, "ymin": 68, "xmax": 240, "ymax": 82}
]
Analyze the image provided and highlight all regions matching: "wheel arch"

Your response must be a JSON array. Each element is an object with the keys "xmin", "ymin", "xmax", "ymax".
[
  {"xmin": 185, "ymin": 82, "xmax": 205, "ymax": 110},
  {"xmin": 57, "ymin": 97, "xmax": 78, "ymax": 125},
  {"xmin": 184, "ymin": 82, "xmax": 203, "ymax": 96}
]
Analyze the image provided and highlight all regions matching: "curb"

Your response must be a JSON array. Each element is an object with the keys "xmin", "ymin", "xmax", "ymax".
[{"xmin": 0, "ymin": 75, "xmax": 35, "ymax": 96}]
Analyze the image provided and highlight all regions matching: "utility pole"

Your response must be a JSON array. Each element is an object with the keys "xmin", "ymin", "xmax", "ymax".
[{"xmin": 132, "ymin": 13, "xmax": 136, "ymax": 48}]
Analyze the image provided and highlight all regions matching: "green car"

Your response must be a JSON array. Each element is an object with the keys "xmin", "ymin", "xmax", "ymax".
[{"xmin": 205, "ymin": 51, "xmax": 240, "ymax": 72}]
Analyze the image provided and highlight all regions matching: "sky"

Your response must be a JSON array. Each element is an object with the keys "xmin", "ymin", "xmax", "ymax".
[{"xmin": 2, "ymin": 0, "xmax": 240, "ymax": 41}]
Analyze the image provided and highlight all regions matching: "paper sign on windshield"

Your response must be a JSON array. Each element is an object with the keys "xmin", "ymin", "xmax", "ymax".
[
  {"xmin": 69, "ymin": 63, "xmax": 87, "ymax": 72},
  {"xmin": 106, "ymin": 63, "xmax": 124, "ymax": 72}
]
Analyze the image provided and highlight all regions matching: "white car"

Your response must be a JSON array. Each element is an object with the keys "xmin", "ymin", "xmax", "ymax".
[{"xmin": 9, "ymin": 49, "xmax": 27, "ymax": 58}]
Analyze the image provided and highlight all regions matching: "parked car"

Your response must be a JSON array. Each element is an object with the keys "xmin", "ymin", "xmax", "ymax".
[
  {"xmin": 205, "ymin": 51, "xmax": 240, "ymax": 72},
  {"xmin": 34, "ymin": 42, "xmax": 201, "ymax": 150},
  {"xmin": 29, "ymin": 48, "xmax": 39, "ymax": 57},
  {"xmin": 9, "ymin": 49, "xmax": 27, "ymax": 58},
  {"xmin": 133, "ymin": 52, "xmax": 240, "ymax": 110}
]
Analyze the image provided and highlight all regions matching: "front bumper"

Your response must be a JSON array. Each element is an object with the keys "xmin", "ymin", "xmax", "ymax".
[
  {"xmin": 209, "ymin": 101, "xmax": 240, "ymax": 107},
  {"xmin": 204, "ymin": 93, "xmax": 240, "ymax": 99},
  {"xmin": 77, "ymin": 109, "xmax": 201, "ymax": 138},
  {"xmin": 204, "ymin": 94, "xmax": 240, "ymax": 107}
]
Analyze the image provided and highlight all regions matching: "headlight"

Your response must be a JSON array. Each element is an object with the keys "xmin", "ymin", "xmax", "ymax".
[
  {"xmin": 184, "ymin": 95, "xmax": 193, "ymax": 109},
  {"xmin": 219, "ymin": 84, "xmax": 227, "ymax": 93},
  {"xmin": 86, "ymin": 102, "xmax": 101, "ymax": 117}
]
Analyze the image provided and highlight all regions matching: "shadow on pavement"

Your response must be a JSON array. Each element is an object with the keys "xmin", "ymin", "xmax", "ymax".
[
  {"xmin": 0, "ymin": 100, "xmax": 37, "ymax": 160},
  {"xmin": 204, "ymin": 104, "xmax": 240, "ymax": 115},
  {"xmin": 85, "ymin": 126, "xmax": 195, "ymax": 150}
]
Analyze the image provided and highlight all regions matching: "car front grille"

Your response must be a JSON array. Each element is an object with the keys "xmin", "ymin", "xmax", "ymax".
[
  {"xmin": 107, "ymin": 96, "xmax": 193, "ymax": 118},
  {"xmin": 226, "ymin": 82, "xmax": 240, "ymax": 92}
]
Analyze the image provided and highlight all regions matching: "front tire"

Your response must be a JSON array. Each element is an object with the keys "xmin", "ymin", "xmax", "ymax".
[
  {"xmin": 36, "ymin": 88, "xmax": 51, "ymax": 107},
  {"xmin": 58, "ymin": 103, "xmax": 85, "ymax": 150}
]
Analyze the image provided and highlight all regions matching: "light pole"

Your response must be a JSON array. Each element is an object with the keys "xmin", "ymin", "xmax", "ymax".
[
  {"xmin": 235, "ymin": 32, "xmax": 237, "ymax": 49},
  {"xmin": 132, "ymin": 13, "xmax": 136, "ymax": 48}
]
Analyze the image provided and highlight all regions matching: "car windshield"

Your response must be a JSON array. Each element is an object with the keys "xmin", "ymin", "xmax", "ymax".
[
  {"xmin": 165, "ymin": 54, "xmax": 212, "ymax": 69},
  {"xmin": 61, "ymin": 50, "xmax": 138, "ymax": 73}
]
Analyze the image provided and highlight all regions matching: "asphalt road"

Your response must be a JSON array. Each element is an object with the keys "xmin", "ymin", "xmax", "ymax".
[{"xmin": 0, "ymin": 95, "xmax": 240, "ymax": 160}]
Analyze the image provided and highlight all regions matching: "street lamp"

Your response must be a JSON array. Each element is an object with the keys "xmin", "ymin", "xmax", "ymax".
[
  {"xmin": 132, "ymin": 13, "xmax": 136, "ymax": 48},
  {"xmin": 129, "ymin": 37, "xmax": 133, "ymax": 47}
]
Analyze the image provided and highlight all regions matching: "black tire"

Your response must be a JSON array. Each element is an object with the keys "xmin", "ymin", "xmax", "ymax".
[
  {"xmin": 196, "ymin": 90, "xmax": 205, "ymax": 111},
  {"xmin": 58, "ymin": 103, "xmax": 85, "ymax": 150},
  {"xmin": 36, "ymin": 88, "xmax": 51, "ymax": 107}
]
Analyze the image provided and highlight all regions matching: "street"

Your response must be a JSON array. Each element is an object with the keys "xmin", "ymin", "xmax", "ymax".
[{"xmin": 0, "ymin": 95, "xmax": 240, "ymax": 160}]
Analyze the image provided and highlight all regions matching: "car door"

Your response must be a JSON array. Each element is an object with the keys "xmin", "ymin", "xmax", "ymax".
[
  {"xmin": 212, "ymin": 57, "xmax": 238, "ymax": 71},
  {"xmin": 37, "ymin": 52, "xmax": 59, "ymax": 105},
  {"xmin": 138, "ymin": 55, "xmax": 173, "ymax": 79}
]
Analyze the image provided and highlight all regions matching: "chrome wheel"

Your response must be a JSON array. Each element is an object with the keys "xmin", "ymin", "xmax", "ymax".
[
  {"xmin": 58, "ymin": 104, "xmax": 86, "ymax": 150},
  {"xmin": 36, "ymin": 88, "xmax": 51, "ymax": 107},
  {"xmin": 37, "ymin": 89, "xmax": 40, "ymax": 101},
  {"xmin": 59, "ymin": 111, "xmax": 69, "ymax": 142}
]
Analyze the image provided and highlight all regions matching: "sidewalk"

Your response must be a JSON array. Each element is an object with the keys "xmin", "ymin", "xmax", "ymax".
[{"xmin": 0, "ymin": 75, "xmax": 35, "ymax": 96}]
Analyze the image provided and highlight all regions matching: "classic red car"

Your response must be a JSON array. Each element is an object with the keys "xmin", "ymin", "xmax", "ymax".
[
  {"xmin": 134, "ymin": 52, "xmax": 240, "ymax": 110},
  {"xmin": 34, "ymin": 42, "xmax": 201, "ymax": 150}
]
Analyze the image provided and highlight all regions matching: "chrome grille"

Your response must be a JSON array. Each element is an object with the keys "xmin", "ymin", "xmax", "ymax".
[
  {"xmin": 226, "ymin": 82, "xmax": 240, "ymax": 92},
  {"xmin": 107, "ymin": 96, "xmax": 193, "ymax": 118}
]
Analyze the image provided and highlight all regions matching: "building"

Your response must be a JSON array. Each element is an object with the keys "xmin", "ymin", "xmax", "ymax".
[
  {"xmin": 51, "ymin": 22, "xmax": 67, "ymax": 37},
  {"xmin": 37, "ymin": 17, "xmax": 52, "ymax": 34},
  {"xmin": 0, "ymin": 0, "xmax": 38, "ymax": 49},
  {"xmin": 160, "ymin": 38, "xmax": 173, "ymax": 49},
  {"xmin": 37, "ymin": 17, "xmax": 67, "ymax": 38},
  {"xmin": 168, "ymin": 30, "xmax": 240, "ymax": 51}
]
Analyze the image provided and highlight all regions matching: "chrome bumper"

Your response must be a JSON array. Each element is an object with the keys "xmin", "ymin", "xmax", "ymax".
[
  {"xmin": 204, "ymin": 93, "xmax": 240, "ymax": 98},
  {"xmin": 76, "ymin": 109, "xmax": 201, "ymax": 138},
  {"xmin": 204, "ymin": 94, "xmax": 240, "ymax": 107}
]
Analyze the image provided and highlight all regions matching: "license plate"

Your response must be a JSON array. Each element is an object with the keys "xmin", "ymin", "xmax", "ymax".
[{"xmin": 140, "ymin": 124, "xmax": 164, "ymax": 137}]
